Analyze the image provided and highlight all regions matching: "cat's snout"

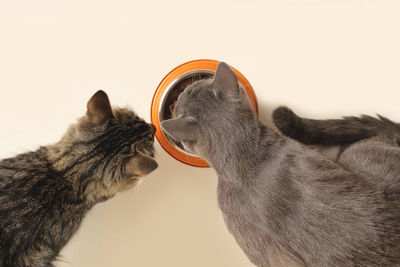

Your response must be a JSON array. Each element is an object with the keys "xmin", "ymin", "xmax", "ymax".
[
  {"xmin": 146, "ymin": 159, "xmax": 158, "ymax": 174},
  {"xmin": 148, "ymin": 123, "xmax": 156, "ymax": 135}
]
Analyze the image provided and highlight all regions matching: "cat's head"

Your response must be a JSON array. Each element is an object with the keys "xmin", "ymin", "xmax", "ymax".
[
  {"xmin": 161, "ymin": 62, "xmax": 256, "ymax": 158},
  {"xmin": 56, "ymin": 90, "xmax": 158, "ymax": 202}
]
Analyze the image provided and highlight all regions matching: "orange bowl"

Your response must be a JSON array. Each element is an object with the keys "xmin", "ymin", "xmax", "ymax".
[{"xmin": 151, "ymin": 59, "xmax": 258, "ymax": 167}]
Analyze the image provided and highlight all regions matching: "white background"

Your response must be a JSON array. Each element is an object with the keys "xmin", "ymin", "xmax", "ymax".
[{"xmin": 0, "ymin": 1, "xmax": 399, "ymax": 266}]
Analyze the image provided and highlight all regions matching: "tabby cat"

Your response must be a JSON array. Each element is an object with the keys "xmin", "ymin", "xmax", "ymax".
[
  {"xmin": 161, "ymin": 62, "xmax": 400, "ymax": 266},
  {"xmin": 0, "ymin": 90, "xmax": 158, "ymax": 267}
]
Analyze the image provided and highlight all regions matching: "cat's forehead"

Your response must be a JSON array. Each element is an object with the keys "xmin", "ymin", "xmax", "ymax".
[
  {"xmin": 113, "ymin": 108, "xmax": 141, "ymax": 122},
  {"xmin": 179, "ymin": 79, "xmax": 214, "ymax": 103},
  {"xmin": 110, "ymin": 108, "xmax": 153, "ymax": 137},
  {"xmin": 110, "ymin": 108, "xmax": 151, "ymax": 132}
]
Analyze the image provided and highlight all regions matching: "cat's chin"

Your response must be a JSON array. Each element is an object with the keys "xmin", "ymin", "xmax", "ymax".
[
  {"xmin": 182, "ymin": 144, "xmax": 203, "ymax": 158},
  {"xmin": 123, "ymin": 177, "xmax": 142, "ymax": 189},
  {"xmin": 110, "ymin": 178, "xmax": 142, "ymax": 197},
  {"xmin": 181, "ymin": 143, "xmax": 195, "ymax": 154}
]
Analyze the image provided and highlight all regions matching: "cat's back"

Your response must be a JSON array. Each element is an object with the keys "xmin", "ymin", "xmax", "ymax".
[
  {"xmin": 1, "ymin": 148, "xmax": 50, "ymax": 179},
  {"xmin": 0, "ymin": 147, "xmax": 82, "ymax": 217},
  {"xmin": 269, "ymin": 139, "xmax": 400, "ymax": 262},
  {"xmin": 0, "ymin": 148, "xmax": 86, "ymax": 257},
  {"xmin": 338, "ymin": 136, "xmax": 400, "ymax": 194},
  {"xmin": 0, "ymin": 147, "xmax": 62, "ymax": 196},
  {"xmin": 218, "ymin": 132, "xmax": 400, "ymax": 266}
]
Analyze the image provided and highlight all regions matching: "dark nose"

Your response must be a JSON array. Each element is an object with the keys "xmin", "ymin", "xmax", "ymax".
[{"xmin": 148, "ymin": 123, "xmax": 156, "ymax": 135}]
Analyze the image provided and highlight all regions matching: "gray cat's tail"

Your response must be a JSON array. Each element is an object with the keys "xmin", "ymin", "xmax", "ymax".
[{"xmin": 272, "ymin": 106, "xmax": 400, "ymax": 146}]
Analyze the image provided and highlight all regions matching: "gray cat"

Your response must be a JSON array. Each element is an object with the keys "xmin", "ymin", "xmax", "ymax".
[
  {"xmin": 0, "ymin": 90, "xmax": 158, "ymax": 267},
  {"xmin": 161, "ymin": 62, "xmax": 400, "ymax": 266}
]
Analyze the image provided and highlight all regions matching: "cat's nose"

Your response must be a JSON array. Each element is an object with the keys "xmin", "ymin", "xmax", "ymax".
[{"xmin": 148, "ymin": 123, "xmax": 156, "ymax": 135}]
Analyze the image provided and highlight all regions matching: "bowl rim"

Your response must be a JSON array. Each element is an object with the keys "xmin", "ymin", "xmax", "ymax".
[{"xmin": 150, "ymin": 59, "xmax": 258, "ymax": 168}]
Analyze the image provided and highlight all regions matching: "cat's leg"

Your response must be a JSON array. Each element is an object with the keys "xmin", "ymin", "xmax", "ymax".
[{"xmin": 272, "ymin": 106, "xmax": 399, "ymax": 146}]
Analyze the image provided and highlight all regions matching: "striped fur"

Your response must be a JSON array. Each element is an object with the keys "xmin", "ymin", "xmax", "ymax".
[{"xmin": 0, "ymin": 91, "xmax": 157, "ymax": 267}]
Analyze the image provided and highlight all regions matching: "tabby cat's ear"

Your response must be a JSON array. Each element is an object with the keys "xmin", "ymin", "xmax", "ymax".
[
  {"xmin": 125, "ymin": 152, "xmax": 158, "ymax": 178},
  {"xmin": 86, "ymin": 90, "xmax": 114, "ymax": 123},
  {"xmin": 213, "ymin": 62, "xmax": 240, "ymax": 97},
  {"xmin": 161, "ymin": 117, "xmax": 198, "ymax": 142}
]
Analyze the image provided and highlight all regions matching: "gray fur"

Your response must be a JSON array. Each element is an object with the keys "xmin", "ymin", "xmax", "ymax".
[
  {"xmin": 0, "ymin": 90, "xmax": 157, "ymax": 267},
  {"xmin": 161, "ymin": 62, "xmax": 400, "ymax": 266}
]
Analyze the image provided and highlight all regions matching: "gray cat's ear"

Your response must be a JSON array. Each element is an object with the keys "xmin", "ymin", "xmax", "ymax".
[
  {"xmin": 125, "ymin": 151, "xmax": 158, "ymax": 178},
  {"xmin": 87, "ymin": 90, "xmax": 114, "ymax": 123},
  {"xmin": 213, "ymin": 62, "xmax": 240, "ymax": 97},
  {"xmin": 161, "ymin": 117, "xmax": 198, "ymax": 142}
]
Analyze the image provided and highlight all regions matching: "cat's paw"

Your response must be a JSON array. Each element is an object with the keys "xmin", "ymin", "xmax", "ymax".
[{"xmin": 272, "ymin": 106, "xmax": 301, "ymax": 137}]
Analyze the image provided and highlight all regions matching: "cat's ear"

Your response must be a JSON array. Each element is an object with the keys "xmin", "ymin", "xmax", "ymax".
[
  {"xmin": 86, "ymin": 90, "xmax": 114, "ymax": 123},
  {"xmin": 213, "ymin": 62, "xmax": 240, "ymax": 97},
  {"xmin": 161, "ymin": 117, "xmax": 198, "ymax": 142},
  {"xmin": 125, "ymin": 151, "xmax": 158, "ymax": 178}
]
